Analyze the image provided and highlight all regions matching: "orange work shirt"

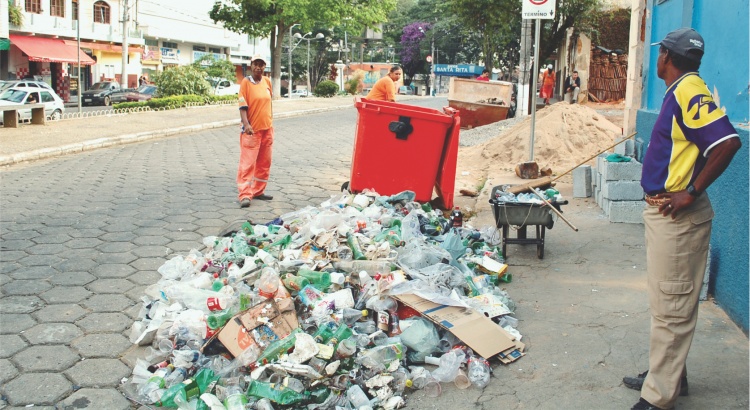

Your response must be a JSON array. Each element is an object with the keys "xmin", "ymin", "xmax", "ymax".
[
  {"xmin": 239, "ymin": 76, "xmax": 273, "ymax": 131},
  {"xmin": 366, "ymin": 76, "xmax": 396, "ymax": 102}
]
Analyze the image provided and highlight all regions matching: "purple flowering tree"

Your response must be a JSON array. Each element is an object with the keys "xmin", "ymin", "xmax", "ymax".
[{"xmin": 399, "ymin": 22, "xmax": 431, "ymax": 84}]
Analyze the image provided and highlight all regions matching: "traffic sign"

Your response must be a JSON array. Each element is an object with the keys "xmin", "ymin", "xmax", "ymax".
[
  {"xmin": 426, "ymin": 55, "xmax": 433, "ymax": 63},
  {"xmin": 522, "ymin": 0, "xmax": 556, "ymax": 20}
]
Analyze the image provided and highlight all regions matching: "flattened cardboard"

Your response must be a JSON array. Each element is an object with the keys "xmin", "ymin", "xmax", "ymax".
[
  {"xmin": 217, "ymin": 317, "xmax": 256, "ymax": 358},
  {"xmin": 395, "ymin": 293, "xmax": 515, "ymax": 359},
  {"xmin": 239, "ymin": 301, "xmax": 280, "ymax": 330}
]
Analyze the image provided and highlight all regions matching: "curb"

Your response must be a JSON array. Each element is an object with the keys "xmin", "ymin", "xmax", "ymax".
[{"xmin": 0, "ymin": 104, "xmax": 353, "ymax": 167}]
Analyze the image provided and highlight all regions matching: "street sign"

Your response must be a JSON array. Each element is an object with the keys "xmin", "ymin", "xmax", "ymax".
[
  {"xmin": 426, "ymin": 55, "xmax": 433, "ymax": 63},
  {"xmin": 522, "ymin": 0, "xmax": 556, "ymax": 20}
]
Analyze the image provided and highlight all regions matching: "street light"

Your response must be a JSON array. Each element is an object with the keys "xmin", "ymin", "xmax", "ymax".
[
  {"xmin": 294, "ymin": 32, "xmax": 325, "ymax": 93},
  {"xmin": 288, "ymin": 23, "xmax": 300, "ymax": 93}
]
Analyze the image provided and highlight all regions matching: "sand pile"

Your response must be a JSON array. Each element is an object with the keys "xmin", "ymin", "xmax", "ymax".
[{"xmin": 461, "ymin": 102, "xmax": 623, "ymax": 174}]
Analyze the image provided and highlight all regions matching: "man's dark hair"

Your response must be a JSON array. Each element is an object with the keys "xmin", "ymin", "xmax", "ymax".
[
  {"xmin": 482, "ymin": 69, "xmax": 489, "ymax": 75},
  {"xmin": 573, "ymin": 70, "xmax": 578, "ymax": 74},
  {"xmin": 661, "ymin": 45, "xmax": 701, "ymax": 71},
  {"xmin": 390, "ymin": 65, "xmax": 402, "ymax": 73}
]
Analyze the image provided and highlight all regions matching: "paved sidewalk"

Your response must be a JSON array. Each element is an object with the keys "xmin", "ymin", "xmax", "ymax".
[{"xmin": 0, "ymin": 95, "xmax": 421, "ymax": 167}]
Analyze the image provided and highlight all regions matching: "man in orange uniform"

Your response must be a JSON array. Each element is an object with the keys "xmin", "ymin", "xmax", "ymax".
[
  {"xmin": 366, "ymin": 65, "xmax": 403, "ymax": 102},
  {"xmin": 237, "ymin": 54, "xmax": 274, "ymax": 208}
]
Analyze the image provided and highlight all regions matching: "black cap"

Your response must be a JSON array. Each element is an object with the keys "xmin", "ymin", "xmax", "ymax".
[{"xmin": 652, "ymin": 28, "xmax": 704, "ymax": 62}]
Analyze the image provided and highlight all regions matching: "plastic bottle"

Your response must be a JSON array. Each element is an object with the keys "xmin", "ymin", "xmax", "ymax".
[
  {"xmin": 346, "ymin": 232, "xmax": 367, "ymax": 260},
  {"xmin": 139, "ymin": 366, "xmax": 172, "ymax": 402},
  {"xmin": 327, "ymin": 323, "xmax": 353, "ymax": 353},
  {"xmin": 357, "ymin": 343, "xmax": 405, "ymax": 369},
  {"xmin": 368, "ymin": 296, "xmax": 398, "ymax": 333},
  {"xmin": 153, "ymin": 368, "xmax": 217, "ymax": 407},
  {"xmin": 254, "ymin": 328, "xmax": 302, "ymax": 366},
  {"xmin": 223, "ymin": 381, "xmax": 249, "ymax": 410},
  {"xmin": 165, "ymin": 285, "xmax": 234, "ymax": 313},
  {"xmin": 335, "ymin": 338, "xmax": 357, "ymax": 359},
  {"xmin": 467, "ymin": 357, "xmax": 491, "ymax": 388},
  {"xmin": 257, "ymin": 267, "xmax": 280, "ymax": 299},
  {"xmin": 246, "ymin": 380, "xmax": 310, "ymax": 405},
  {"xmin": 312, "ymin": 322, "xmax": 336, "ymax": 344},
  {"xmin": 450, "ymin": 207, "xmax": 463, "ymax": 227},
  {"xmin": 346, "ymin": 384, "xmax": 371, "ymax": 408},
  {"xmin": 352, "ymin": 320, "xmax": 377, "ymax": 335},
  {"xmin": 163, "ymin": 366, "xmax": 188, "ymax": 388},
  {"xmin": 339, "ymin": 308, "xmax": 368, "ymax": 326},
  {"xmin": 297, "ymin": 269, "xmax": 331, "ymax": 291},
  {"xmin": 281, "ymin": 274, "xmax": 310, "ymax": 294},
  {"xmin": 430, "ymin": 350, "xmax": 463, "ymax": 383},
  {"xmin": 206, "ymin": 307, "xmax": 237, "ymax": 330}
]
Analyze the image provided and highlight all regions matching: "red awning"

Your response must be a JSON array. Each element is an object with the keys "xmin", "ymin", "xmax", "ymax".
[
  {"xmin": 62, "ymin": 40, "xmax": 142, "ymax": 54},
  {"xmin": 10, "ymin": 34, "xmax": 96, "ymax": 65}
]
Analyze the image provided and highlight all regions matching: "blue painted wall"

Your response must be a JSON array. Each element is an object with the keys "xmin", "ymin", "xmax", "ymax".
[{"xmin": 636, "ymin": 0, "xmax": 749, "ymax": 332}]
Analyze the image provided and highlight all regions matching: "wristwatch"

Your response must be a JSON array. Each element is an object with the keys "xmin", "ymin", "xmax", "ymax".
[{"xmin": 686, "ymin": 184, "xmax": 702, "ymax": 197}]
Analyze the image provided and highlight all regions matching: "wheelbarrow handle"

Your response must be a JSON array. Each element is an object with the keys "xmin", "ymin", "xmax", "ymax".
[{"xmin": 530, "ymin": 189, "xmax": 579, "ymax": 232}]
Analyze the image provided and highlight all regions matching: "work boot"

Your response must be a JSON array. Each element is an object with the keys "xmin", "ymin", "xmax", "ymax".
[
  {"xmin": 631, "ymin": 398, "xmax": 673, "ymax": 410},
  {"xmin": 240, "ymin": 198, "xmax": 251, "ymax": 208},
  {"xmin": 623, "ymin": 370, "xmax": 688, "ymax": 396},
  {"xmin": 254, "ymin": 193, "xmax": 273, "ymax": 201}
]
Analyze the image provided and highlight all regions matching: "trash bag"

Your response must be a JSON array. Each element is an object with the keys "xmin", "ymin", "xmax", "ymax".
[{"xmin": 400, "ymin": 317, "xmax": 440, "ymax": 363}]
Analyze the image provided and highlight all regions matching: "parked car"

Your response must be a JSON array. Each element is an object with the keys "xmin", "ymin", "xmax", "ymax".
[
  {"xmin": 0, "ymin": 86, "xmax": 65, "ymax": 122},
  {"xmin": 284, "ymin": 89, "xmax": 309, "ymax": 98},
  {"xmin": 125, "ymin": 85, "xmax": 158, "ymax": 102},
  {"xmin": 81, "ymin": 81, "xmax": 132, "ymax": 106},
  {"xmin": 0, "ymin": 80, "xmax": 54, "ymax": 92},
  {"xmin": 209, "ymin": 78, "xmax": 240, "ymax": 96},
  {"xmin": 398, "ymin": 85, "xmax": 414, "ymax": 95}
]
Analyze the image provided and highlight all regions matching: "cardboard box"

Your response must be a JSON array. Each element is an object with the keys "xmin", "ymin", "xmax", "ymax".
[
  {"xmin": 217, "ymin": 317, "xmax": 257, "ymax": 358},
  {"xmin": 394, "ymin": 293, "xmax": 516, "ymax": 360}
]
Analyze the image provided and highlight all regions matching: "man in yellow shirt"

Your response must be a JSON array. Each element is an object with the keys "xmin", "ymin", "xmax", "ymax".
[{"xmin": 366, "ymin": 65, "xmax": 403, "ymax": 102}]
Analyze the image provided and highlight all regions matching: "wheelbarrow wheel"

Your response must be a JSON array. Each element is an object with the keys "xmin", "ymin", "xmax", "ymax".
[{"xmin": 341, "ymin": 181, "xmax": 350, "ymax": 193}]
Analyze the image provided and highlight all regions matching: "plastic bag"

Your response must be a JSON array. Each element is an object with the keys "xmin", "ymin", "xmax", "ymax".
[{"xmin": 399, "ymin": 317, "xmax": 440, "ymax": 363}]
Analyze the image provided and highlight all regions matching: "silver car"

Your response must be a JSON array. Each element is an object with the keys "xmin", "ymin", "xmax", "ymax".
[
  {"xmin": 0, "ymin": 86, "xmax": 65, "ymax": 121},
  {"xmin": 0, "ymin": 80, "xmax": 54, "ymax": 92}
]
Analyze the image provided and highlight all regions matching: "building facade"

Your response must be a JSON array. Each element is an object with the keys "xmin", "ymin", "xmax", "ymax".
[{"xmin": 5, "ymin": 0, "xmax": 270, "ymax": 101}]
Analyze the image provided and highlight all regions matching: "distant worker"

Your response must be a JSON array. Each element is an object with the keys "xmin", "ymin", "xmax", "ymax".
[
  {"xmin": 25, "ymin": 93, "xmax": 37, "ymax": 104},
  {"xmin": 366, "ymin": 65, "xmax": 403, "ymax": 102},
  {"xmin": 476, "ymin": 69, "xmax": 490, "ymax": 82},
  {"xmin": 540, "ymin": 64, "xmax": 556, "ymax": 105},
  {"xmin": 624, "ymin": 27, "xmax": 742, "ymax": 410},
  {"xmin": 236, "ymin": 54, "xmax": 275, "ymax": 208},
  {"xmin": 564, "ymin": 70, "xmax": 581, "ymax": 104}
]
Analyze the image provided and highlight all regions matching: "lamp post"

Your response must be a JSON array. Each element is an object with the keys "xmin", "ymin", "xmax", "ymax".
[
  {"xmin": 288, "ymin": 23, "xmax": 300, "ymax": 93},
  {"xmin": 294, "ymin": 32, "xmax": 324, "ymax": 93}
]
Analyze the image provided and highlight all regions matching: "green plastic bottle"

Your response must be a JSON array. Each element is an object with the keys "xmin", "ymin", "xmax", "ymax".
[
  {"xmin": 312, "ymin": 322, "xmax": 335, "ymax": 344},
  {"xmin": 206, "ymin": 307, "xmax": 237, "ymax": 330},
  {"xmin": 346, "ymin": 232, "xmax": 367, "ymax": 261},
  {"xmin": 327, "ymin": 324, "xmax": 353, "ymax": 354},
  {"xmin": 154, "ymin": 368, "xmax": 218, "ymax": 407},
  {"xmin": 281, "ymin": 273, "xmax": 310, "ymax": 294},
  {"xmin": 296, "ymin": 269, "xmax": 331, "ymax": 290},
  {"xmin": 267, "ymin": 234, "xmax": 292, "ymax": 250},
  {"xmin": 255, "ymin": 328, "xmax": 302, "ymax": 366},
  {"xmin": 241, "ymin": 221, "xmax": 254, "ymax": 235},
  {"xmin": 246, "ymin": 380, "xmax": 311, "ymax": 405}
]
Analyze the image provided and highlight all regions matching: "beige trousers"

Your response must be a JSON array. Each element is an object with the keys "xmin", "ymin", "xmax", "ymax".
[{"xmin": 641, "ymin": 194, "xmax": 713, "ymax": 409}]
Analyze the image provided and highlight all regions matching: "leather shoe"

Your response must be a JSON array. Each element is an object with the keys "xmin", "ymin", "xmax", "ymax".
[
  {"xmin": 623, "ymin": 370, "xmax": 688, "ymax": 396},
  {"xmin": 254, "ymin": 193, "xmax": 273, "ymax": 201},
  {"xmin": 631, "ymin": 397, "xmax": 672, "ymax": 410},
  {"xmin": 240, "ymin": 198, "xmax": 251, "ymax": 208}
]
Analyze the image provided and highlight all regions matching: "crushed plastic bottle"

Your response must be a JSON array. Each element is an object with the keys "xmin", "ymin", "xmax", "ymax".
[{"xmin": 467, "ymin": 356, "xmax": 491, "ymax": 388}]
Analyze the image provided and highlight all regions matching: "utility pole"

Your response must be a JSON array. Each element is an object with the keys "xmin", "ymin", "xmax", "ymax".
[
  {"xmin": 121, "ymin": 0, "xmax": 129, "ymax": 89},
  {"xmin": 518, "ymin": 19, "xmax": 533, "ymax": 116}
]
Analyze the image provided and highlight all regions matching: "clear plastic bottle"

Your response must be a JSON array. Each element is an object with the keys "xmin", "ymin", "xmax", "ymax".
[
  {"xmin": 223, "ymin": 381, "xmax": 249, "ymax": 410},
  {"xmin": 346, "ymin": 384, "xmax": 371, "ymax": 408},
  {"xmin": 339, "ymin": 308, "xmax": 368, "ymax": 326},
  {"xmin": 430, "ymin": 350, "xmax": 463, "ymax": 383},
  {"xmin": 367, "ymin": 296, "xmax": 398, "ymax": 333},
  {"xmin": 138, "ymin": 366, "xmax": 172, "ymax": 403},
  {"xmin": 356, "ymin": 343, "xmax": 404, "ymax": 369},
  {"xmin": 163, "ymin": 366, "xmax": 187, "ymax": 387},
  {"xmin": 467, "ymin": 357, "xmax": 491, "ymax": 388},
  {"xmin": 257, "ymin": 267, "xmax": 280, "ymax": 299}
]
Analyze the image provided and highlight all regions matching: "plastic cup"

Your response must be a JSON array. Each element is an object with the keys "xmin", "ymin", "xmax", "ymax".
[
  {"xmin": 454, "ymin": 369, "xmax": 471, "ymax": 389},
  {"xmin": 424, "ymin": 378, "xmax": 442, "ymax": 397}
]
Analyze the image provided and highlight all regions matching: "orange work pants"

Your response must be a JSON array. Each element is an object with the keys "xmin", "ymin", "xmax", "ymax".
[{"xmin": 236, "ymin": 127, "xmax": 274, "ymax": 201}]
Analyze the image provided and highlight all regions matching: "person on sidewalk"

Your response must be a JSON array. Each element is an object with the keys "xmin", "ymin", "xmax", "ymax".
[
  {"xmin": 563, "ymin": 70, "xmax": 581, "ymax": 104},
  {"xmin": 236, "ymin": 54, "xmax": 275, "ymax": 208},
  {"xmin": 625, "ymin": 28, "xmax": 741, "ymax": 410},
  {"xmin": 476, "ymin": 69, "xmax": 490, "ymax": 82},
  {"xmin": 366, "ymin": 65, "xmax": 402, "ymax": 102},
  {"xmin": 540, "ymin": 64, "xmax": 556, "ymax": 105}
]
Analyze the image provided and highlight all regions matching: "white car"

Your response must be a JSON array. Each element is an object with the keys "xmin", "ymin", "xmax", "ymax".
[
  {"xmin": 285, "ymin": 89, "xmax": 309, "ymax": 98},
  {"xmin": 0, "ymin": 80, "xmax": 54, "ymax": 92},
  {"xmin": 209, "ymin": 78, "xmax": 240, "ymax": 96},
  {"xmin": 0, "ymin": 86, "xmax": 65, "ymax": 121}
]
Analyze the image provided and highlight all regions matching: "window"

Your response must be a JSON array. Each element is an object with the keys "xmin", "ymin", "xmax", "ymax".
[
  {"xmin": 209, "ymin": 47, "xmax": 221, "ymax": 54},
  {"xmin": 50, "ymin": 0, "xmax": 64, "ymax": 17},
  {"xmin": 93, "ymin": 1, "xmax": 110, "ymax": 24},
  {"xmin": 72, "ymin": 0, "xmax": 78, "ymax": 20},
  {"xmin": 193, "ymin": 45, "xmax": 206, "ymax": 52},
  {"xmin": 40, "ymin": 92, "xmax": 54, "ymax": 103},
  {"xmin": 163, "ymin": 41, "xmax": 178, "ymax": 49},
  {"xmin": 145, "ymin": 38, "xmax": 159, "ymax": 47},
  {"xmin": 25, "ymin": 0, "xmax": 41, "ymax": 14}
]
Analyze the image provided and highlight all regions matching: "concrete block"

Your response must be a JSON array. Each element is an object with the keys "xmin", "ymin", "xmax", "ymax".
[
  {"xmin": 602, "ymin": 198, "xmax": 610, "ymax": 216},
  {"xmin": 597, "ymin": 153, "xmax": 608, "ymax": 172},
  {"xmin": 573, "ymin": 165, "xmax": 592, "ymax": 198},
  {"xmin": 608, "ymin": 201, "xmax": 645, "ymax": 224},
  {"xmin": 595, "ymin": 186, "xmax": 602, "ymax": 208},
  {"xmin": 601, "ymin": 159, "xmax": 643, "ymax": 181},
  {"xmin": 614, "ymin": 138, "xmax": 636, "ymax": 157},
  {"xmin": 602, "ymin": 180, "xmax": 645, "ymax": 201}
]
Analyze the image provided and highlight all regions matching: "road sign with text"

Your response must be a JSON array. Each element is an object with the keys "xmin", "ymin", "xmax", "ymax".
[{"xmin": 522, "ymin": 0, "xmax": 556, "ymax": 19}]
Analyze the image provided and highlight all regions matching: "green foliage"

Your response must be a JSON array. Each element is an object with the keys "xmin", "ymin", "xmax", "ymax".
[
  {"xmin": 589, "ymin": 7, "xmax": 631, "ymax": 51},
  {"xmin": 314, "ymin": 80, "xmax": 339, "ymax": 98},
  {"xmin": 113, "ymin": 94, "xmax": 238, "ymax": 110},
  {"xmin": 8, "ymin": 0, "xmax": 23, "ymax": 26},
  {"xmin": 345, "ymin": 71, "xmax": 364, "ymax": 95},
  {"xmin": 152, "ymin": 65, "xmax": 212, "ymax": 97},
  {"xmin": 192, "ymin": 55, "xmax": 237, "ymax": 83}
]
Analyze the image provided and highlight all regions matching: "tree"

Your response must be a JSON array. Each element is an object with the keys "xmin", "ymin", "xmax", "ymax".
[
  {"xmin": 210, "ymin": 0, "xmax": 397, "ymax": 99},
  {"xmin": 192, "ymin": 55, "xmax": 236, "ymax": 82},
  {"xmin": 536, "ymin": 0, "xmax": 603, "ymax": 67},
  {"xmin": 153, "ymin": 65, "xmax": 212, "ymax": 97},
  {"xmin": 399, "ymin": 22, "xmax": 430, "ymax": 82}
]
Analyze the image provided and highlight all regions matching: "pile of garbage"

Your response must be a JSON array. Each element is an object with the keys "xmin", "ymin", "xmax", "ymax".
[
  {"xmin": 475, "ymin": 97, "xmax": 507, "ymax": 106},
  {"xmin": 125, "ymin": 190, "xmax": 524, "ymax": 409}
]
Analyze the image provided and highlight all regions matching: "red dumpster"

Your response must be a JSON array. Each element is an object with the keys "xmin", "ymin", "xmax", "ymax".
[{"xmin": 350, "ymin": 97, "xmax": 460, "ymax": 209}]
